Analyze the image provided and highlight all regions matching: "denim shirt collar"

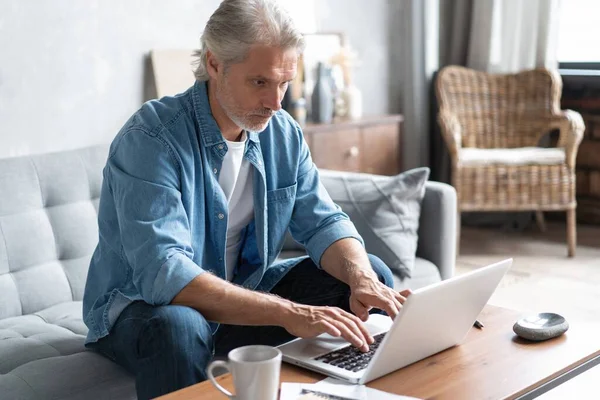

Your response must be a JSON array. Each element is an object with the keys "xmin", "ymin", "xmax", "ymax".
[{"xmin": 192, "ymin": 80, "xmax": 261, "ymax": 147}]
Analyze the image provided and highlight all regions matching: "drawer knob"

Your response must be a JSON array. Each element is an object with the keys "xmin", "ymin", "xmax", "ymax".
[{"xmin": 348, "ymin": 146, "xmax": 360, "ymax": 157}]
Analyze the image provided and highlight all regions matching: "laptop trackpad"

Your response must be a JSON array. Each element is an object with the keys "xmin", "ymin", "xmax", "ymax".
[{"xmin": 293, "ymin": 336, "xmax": 351, "ymax": 358}]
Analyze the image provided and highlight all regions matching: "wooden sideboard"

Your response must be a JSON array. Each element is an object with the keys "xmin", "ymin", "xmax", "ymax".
[{"xmin": 301, "ymin": 115, "xmax": 404, "ymax": 176}]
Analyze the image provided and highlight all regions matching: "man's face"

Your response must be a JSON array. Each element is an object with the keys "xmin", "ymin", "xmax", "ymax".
[{"xmin": 215, "ymin": 45, "xmax": 298, "ymax": 132}]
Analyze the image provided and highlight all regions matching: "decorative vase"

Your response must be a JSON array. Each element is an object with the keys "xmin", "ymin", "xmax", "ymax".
[
  {"xmin": 341, "ymin": 83, "xmax": 363, "ymax": 120},
  {"xmin": 311, "ymin": 62, "xmax": 334, "ymax": 124},
  {"xmin": 291, "ymin": 98, "xmax": 307, "ymax": 126}
]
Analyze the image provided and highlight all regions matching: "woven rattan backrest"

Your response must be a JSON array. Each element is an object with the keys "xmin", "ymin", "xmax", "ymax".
[{"xmin": 436, "ymin": 66, "xmax": 562, "ymax": 149}]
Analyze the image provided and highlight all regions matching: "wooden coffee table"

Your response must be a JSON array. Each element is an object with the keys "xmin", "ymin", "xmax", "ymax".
[{"xmin": 158, "ymin": 305, "xmax": 600, "ymax": 399}]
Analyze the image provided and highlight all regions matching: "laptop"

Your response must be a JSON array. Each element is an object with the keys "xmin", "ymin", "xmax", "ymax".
[{"xmin": 278, "ymin": 258, "xmax": 513, "ymax": 384}]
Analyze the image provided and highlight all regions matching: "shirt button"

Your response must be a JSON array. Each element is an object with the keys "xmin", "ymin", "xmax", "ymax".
[
  {"xmin": 213, "ymin": 168, "xmax": 217, "ymax": 174},
  {"xmin": 218, "ymin": 144, "xmax": 224, "ymax": 150},
  {"xmin": 218, "ymin": 213, "xmax": 225, "ymax": 219}
]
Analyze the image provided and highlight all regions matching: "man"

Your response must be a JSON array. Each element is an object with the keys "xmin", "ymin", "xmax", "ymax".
[{"xmin": 83, "ymin": 0, "xmax": 410, "ymax": 398}]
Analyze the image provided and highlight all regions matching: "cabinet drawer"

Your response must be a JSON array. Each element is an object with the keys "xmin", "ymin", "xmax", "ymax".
[
  {"xmin": 310, "ymin": 128, "xmax": 361, "ymax": 172},
  {"xmin": 360, "ymin": 124, "xmax": 401, "ymax": 176}
]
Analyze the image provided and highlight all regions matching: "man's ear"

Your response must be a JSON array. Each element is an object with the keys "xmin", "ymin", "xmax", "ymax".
[{"xmin": 206, "ymin": 50, "xmax": 220, "ymax": 80}]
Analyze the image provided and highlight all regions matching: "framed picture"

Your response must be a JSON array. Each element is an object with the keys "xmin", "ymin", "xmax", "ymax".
[{"xmin": 301, "ymin": 32, "xmax": 347, "ymax": 101}]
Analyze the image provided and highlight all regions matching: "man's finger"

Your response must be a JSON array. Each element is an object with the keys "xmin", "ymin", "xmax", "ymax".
[
  {"xmin": 342, "ymin": 317, "xmax": 370, "ymax": 352},
  {"xmin": 378, "ymin": 298, "xmax": 399, "ymax": 320},
  {"xmin": 342, "ymin": 309, "xmax": 374, "ymax": 344},
  {"xmin": 350, "ymin": 297, "xmax": 371, "ymax": 322},
  {"xmin": 319, "ymin": 320, "xmax": 341, "ymax": 338},
  {"xmin": 334, "ymin": 311, "xmax": 370, "ymax": 351},
  {"xmin": 394, "ymin": 291, "xmax": 408, "ymax": 305},
  {"xmin": 329, "ymin": 319, "xmax": 368, "ymax": 352},
  {"xmin": 399, "ymin": 289, "xmax": 412, "ymax": 297}
]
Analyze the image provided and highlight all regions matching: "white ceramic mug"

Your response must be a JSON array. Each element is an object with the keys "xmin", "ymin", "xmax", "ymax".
[{"xmin": 206, "ymin": 345, "xmax": 282, "ymax": 400}]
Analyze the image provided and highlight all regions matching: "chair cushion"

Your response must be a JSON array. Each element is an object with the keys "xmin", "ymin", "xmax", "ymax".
[
  {"xmin": 318, "ymin": 168, "xmax": 430, "ymax": 280},
  {"xmin": 459, "ymin": 147, "xmax": 565, "ymax": 166},
  {"xmin": 0, "ymin": 301, "xmax": 135, "ymax": 399}
]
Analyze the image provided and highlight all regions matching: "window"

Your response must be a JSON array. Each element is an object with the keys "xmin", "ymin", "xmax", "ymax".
[{"xmin": 557, "ymin": 0, "xmax": 600, "ymax": 63}]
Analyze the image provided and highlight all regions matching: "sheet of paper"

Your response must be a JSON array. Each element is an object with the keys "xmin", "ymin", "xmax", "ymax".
[
  {"xmin": 280, "ymin": 382, "xmax": 365, "ymax": 399},
  {"xmin": 280, "ymin": 378, "xmax": 422, "ymax": 400},
  {"xmin": 317, "ymin": 378, "xmax": 422, "ymax": 400}
]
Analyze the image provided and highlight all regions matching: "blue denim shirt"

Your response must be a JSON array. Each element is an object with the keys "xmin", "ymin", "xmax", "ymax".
[{"xmin": 82, "ymin": 81, "xmax": 363, "ymax": 344}]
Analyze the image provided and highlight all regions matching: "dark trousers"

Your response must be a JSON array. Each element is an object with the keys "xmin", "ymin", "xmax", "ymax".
[{"xmin": 87, "ymin": 254, "xmax": 394, "ymax": 399}]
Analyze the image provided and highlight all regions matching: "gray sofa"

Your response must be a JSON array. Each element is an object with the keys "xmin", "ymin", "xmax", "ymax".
[{"xmin": 0, "ymin": 145, "xmax": 456, "ymax": 399}]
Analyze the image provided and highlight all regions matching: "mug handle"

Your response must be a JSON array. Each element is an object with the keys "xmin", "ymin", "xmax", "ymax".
[{"xmin": 207, "ymin": 360, "xmax": 234, "ymax": 398}]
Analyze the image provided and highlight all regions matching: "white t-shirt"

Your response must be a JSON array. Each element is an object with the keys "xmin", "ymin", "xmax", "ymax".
[{"xmin": 218, "ymin": 133, "xmax": 254, "ymax": 281}]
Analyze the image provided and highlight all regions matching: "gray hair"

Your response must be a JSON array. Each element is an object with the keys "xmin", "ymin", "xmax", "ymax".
[{"xmin": 193, "ymin": 0, "xmax": 305, "ymax": 81}]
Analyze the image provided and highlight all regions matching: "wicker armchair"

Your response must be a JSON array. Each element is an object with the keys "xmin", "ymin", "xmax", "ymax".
[{"xmin": 435, "ymin": 66, "xmax": 585, "ymax": 257}]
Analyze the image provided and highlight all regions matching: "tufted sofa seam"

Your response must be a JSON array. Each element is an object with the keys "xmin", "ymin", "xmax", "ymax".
[
  {"xmin": 1, "ymin": 330, "xmax": 87, "ymax": 374},
  {"xmin": 77, "ymin": 153, "xmax": 94, "ymax": 204},
  {"xmin": 0, "ymin": 329, "xmax": 24, "ymax": 338},
  {"xmin": 2, "ymin": 305, "xmax": 87, "ymax": 336},
  {"xmin": 20, "ymin": 337, "xmax": 64, "ymax": 357},
  {"xmin": 36, "ymin": 199, "xmax": 97, "ymax": 212},
  {"xmin": 0, "ymin": 218, "xmax": 24, "ymax": 316},
  {"xmin": 0, "ymin": 314, "xmax": 47, "ymax": 328},
  {"xmin": 1, "ymin": 321, "xmax": 82, "ymax": 337},
  {"xmin": 30, "ymin": 159, "xmax": 76, "ymax": 303},
  {"xmin": 29, "ymin": 159, "xmax": 46, "ymax": 208},
  {"xmin": 4, "ymin": 371, "xmax": 39, "ymax": 397},
  {"xmin": 7, "ymin": 274, "xmax": 23, "ymax": 317},
  {"xmin": 30, "ymin": 313, "xmax": 48, "ymax": 324},
  {"xmin": 40, "ymin": 208, "xmax": 60, "ymax": 259}
]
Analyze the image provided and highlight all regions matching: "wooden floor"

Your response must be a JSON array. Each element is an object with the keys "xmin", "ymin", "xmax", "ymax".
[{"xmin": 457, "ymin": 222, "xmax": 600, "ymax": 399}]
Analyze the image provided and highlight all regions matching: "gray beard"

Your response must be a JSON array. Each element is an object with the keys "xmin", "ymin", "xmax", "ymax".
[{"xmin": 216, "ymin": 85, "xmax": 272, "ymax": 133}]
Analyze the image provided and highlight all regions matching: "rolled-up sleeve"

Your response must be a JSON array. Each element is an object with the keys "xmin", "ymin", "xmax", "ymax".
[
  {"xmin": 288, "ymin": 125, "xmax": 364, "ymax": 267},
  {"xmin": 107, "ymin": 129, "xmax": 204, "ymax": 305}
]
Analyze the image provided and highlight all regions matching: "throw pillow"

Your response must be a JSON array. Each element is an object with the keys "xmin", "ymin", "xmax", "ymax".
[{"xmin": 318, "ymin": 167, "xmax": 430, "ymax": 279}]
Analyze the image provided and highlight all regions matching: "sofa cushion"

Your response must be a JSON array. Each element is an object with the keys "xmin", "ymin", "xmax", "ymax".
[
  {"xmin": 392, "ymin": 257, "xmax": 442, "ymax": 291},
  {"xmin": 0, "ymin": 301, "xmax": 135, "ymax": 399},
  {"xmin": 0, "ymin": 302, "xmax": 88, "ymax": 374},
  {"xmin": 0, "ymin": 145, "xmax": 108, "ymax": 320},
  {"xmin": 318, "ymin": 168, "xmax": 430, "ymax": 279}
]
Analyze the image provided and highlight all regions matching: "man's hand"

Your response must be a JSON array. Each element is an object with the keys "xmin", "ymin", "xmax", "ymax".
[
  {"xmin": 281, "ymin": 303, "xmax": 375, "ymax": 352},
  {"xmin": 350, "ymin": 275, "xmax": 412, "ymax": 321},
  {"xmin": 319, "ymin": 238, "xmax": 412, "ymax": 321}
]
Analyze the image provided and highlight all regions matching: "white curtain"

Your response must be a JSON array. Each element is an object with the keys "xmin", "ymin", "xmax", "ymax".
[
  {"xmin": 398, "ymin": 0, "xmax": 563, "ymax": 171},
  {"xmin": 467, "ymin": 0, "xmax": 562, "ymax": 73}
]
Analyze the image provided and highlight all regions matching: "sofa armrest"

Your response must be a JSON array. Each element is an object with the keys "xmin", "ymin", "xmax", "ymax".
[{"xmin": 417, "ymin": 181, "xmax": 457, "ymax": 280}]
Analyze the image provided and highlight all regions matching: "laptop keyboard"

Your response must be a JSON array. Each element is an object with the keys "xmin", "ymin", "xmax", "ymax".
[{"xmin": 314, "ymin": 333, "xmax": 386, "ymax": 372}]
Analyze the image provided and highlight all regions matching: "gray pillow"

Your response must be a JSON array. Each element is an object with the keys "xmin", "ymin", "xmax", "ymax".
[{"xmin": 318, "ymin": 167, "xmax": 430, "ymax": 279}]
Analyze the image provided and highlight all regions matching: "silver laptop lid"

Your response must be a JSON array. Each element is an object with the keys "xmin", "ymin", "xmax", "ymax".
[{"xmin": 360, "ymin": 258, "xmax": 512, "ymax": 384}]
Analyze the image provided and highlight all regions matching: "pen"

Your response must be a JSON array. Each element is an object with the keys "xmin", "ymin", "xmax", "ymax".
[{"xmin": 473, "ymin": 320, "xmax": 484, "ymax": 329}]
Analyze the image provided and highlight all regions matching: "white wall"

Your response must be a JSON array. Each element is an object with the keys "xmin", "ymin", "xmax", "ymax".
[
  {"xmin": 314, "ymin": 0, "xmax": 391, "ymax": 118},
  {"xmin": 0, "ymin": 0, "xmax": 218, "ymax": 157},
  {"xmin": 0, "ymin": 0, "xmax": 392, "ymax": 159}
]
